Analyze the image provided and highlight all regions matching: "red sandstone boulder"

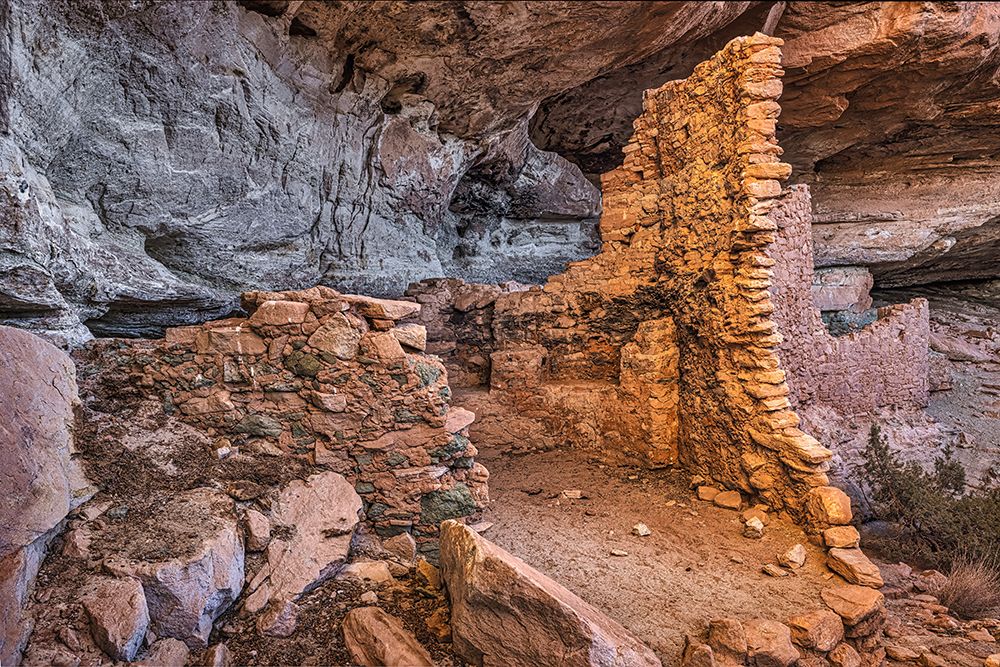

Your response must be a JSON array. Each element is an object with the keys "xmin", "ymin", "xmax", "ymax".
[
  {"xmin": 821, "ymin": 585, "xmax": 885, "ymax": 626},
  {"xmin": 744, "ymin": 619, "xmax": 800, "ymax": 666},
  {"xmin": 80, "ymin": 576, "xmax": 150, "ymax": 661},
  {"xmin": 439, "ymin": 520, "xmax": 661, "ymax": 667},
  {"xmin": 247, "ymin": 300, "xmax": 311, "ymax": 326},
  {"xmin": 0, "ymin": 326, "xmax": 92, "ymax": 665},
  {"xmin": 708, "ymin": 617, "xmax": 748, "ymax": 665},
  {"xmin": 806, "ymin": 486, "xmax": 853, "ymax": 526},
  {"xmin": 342, "ymin": 294, "xmax": 421, "ymax": 321},
  {"xmin": 826, "ymin": 548, "xmax": 884, "ymax": 588},
  {"xmin": 307, "ymin": 312, "xmax": 362, "ymax": 360},
  {"xmin": 342, "ymin": 606, "xmax": 434, "ymax": 667},
  {"xmin": 787, "ymin": 609, "xmax": 844, "ymax": 652},
  {"xmin": 245, "ymin": 472, "xmax": 362, "ymax": 610},
  {"xmin": 104, "ymin": 489, "xmax": 244, "ymax": 648},
  {"xmin": 390, "ymin": 322, "xmax": 427, "ymax": 351},
  {"xmin": 823, "ymin": 526, "xmax": 861, "ymax": 549}
]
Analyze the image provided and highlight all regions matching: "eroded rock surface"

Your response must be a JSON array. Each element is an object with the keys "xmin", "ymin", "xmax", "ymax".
[
  {"xmin": 342, "ymin": 606, "xmax": 434, "ymax": 667},
  {"xmin": 246, "ymin": 472, "xmax": 362, "ymax": 609},
  {"xmin": 6, "ymin": 2, "xmax": 999, "ymax": 342},
  {"xmin": 0, "ymin": 326, "xmax": 91, "ymax": 665},
  {"xmin": 102, "ymin": 489, "xmax": 245, "ymax": 648}
]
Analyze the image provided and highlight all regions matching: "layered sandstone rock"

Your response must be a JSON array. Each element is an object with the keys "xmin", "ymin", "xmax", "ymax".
[
  {"xmin": 5, "ymin": 2, "xmax": 999, "ymax": 342},
  {"xmin": 535, "ymin": 3, "xmax": 1000, "ymax": 288}
]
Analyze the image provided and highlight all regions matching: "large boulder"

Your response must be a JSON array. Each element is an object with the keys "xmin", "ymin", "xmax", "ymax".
[
  {"xmin": 439, "ymin": 520, "xmax": 661, "ymax": 667},
  {"xmin": 0, "ymin": 326, "xmax": 91, "ymax": 665},
  {"xmin": 80, "ymin": 576, "xmax": 150, "ymax": 661},
  {"xmin": 244, "ymin": 472, "xmax": 362, "ymax": 610},
  {"xmin": 342, "ymin": 606, "xmax": 434, "ymax": 667},
  {"xmin": 104, "ymin": 489, "xmax": 244, "ymax": 648}
]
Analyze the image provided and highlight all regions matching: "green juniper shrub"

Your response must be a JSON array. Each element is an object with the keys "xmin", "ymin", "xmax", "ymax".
[{"xmin": 857, "ymin": 424, "xmax": 1000, "ymax": 571}]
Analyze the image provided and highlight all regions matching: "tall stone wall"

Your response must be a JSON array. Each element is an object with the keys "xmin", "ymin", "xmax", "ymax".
[
  {"xmin": 768, "ymin": 186, "xmax": 930, "ymax": 413},
  {"xmin": 489, "ymin": 33, "xmax": 835, "ymax": 520},
  {"xmin": 87, "ymin": 287, "xmax": 488, "ymax": 554}
]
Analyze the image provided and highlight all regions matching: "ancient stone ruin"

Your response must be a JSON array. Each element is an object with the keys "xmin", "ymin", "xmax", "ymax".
[{"xmin": 3, "ymin": 4, "xmax": 1000, "ymax": 667}]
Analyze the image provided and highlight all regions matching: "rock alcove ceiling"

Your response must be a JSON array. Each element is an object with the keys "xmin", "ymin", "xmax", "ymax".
[
  {"xmin": 3, "ymin": 4, "xmax": 1000, "ymax": 667},
  {"xmin": 2, "ymin": 1, "xmax": 1000, "ymax": 343}
]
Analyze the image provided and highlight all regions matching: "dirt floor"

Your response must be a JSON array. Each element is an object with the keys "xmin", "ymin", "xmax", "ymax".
[{"xmin": 457, "ymin": 387, "xmax": 837, "ymax": 665}]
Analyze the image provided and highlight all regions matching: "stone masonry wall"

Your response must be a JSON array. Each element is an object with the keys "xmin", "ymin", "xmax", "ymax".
[
  {"xmin": 89, "ymin": 286, "xmax": 488, "ymax": 554},
  {"xmin": 487, "ymin": 33, "xmax": 837, "ymax": 521},
  {"xmin": 403, "ymin": 278, "xmax": 526, "ymax": 389},
  {"xmin": 768, "ymin": 186, "xmax": 930, "ymax": 413}
]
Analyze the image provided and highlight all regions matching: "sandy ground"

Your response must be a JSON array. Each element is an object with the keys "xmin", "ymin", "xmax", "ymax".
[{"xmin": 460, "ymin": 413, "xmax": 837, "ymax": 665}]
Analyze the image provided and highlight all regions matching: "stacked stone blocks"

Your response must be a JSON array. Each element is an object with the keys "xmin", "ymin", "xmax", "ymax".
[
  {"xmin": 489, "ymin": 34, "xmax": 835, "ymax": 520},
  {"xmin": 92, "ymin": 286, "xmax": 488, "ymax": 553},
  {"xmin": 768, "ymin": 186, "xmax": 930, "ymax": 412}
]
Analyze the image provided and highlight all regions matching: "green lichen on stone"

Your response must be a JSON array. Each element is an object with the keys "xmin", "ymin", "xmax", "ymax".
[
  {"xmin": 253, "ymin": 361, "xmax": 280, "ymax": 375},
  {"xmin": 192, "ymin": 375, "xmax": 215, "ymax": 389},
  {"xmin": 162, "ymin": 353, "xmax": 193, "ymax": 366},
  {"xmin": 414, "ymin": 361, "xmax": 442, "ymax": 388},
  {"xmin": 386, "ymin": 452, "xmax": 408, "ymax": 468},
  {"xmin": 374, "ymin": 524, "xmax": 409, "ymax": 539},
  {"xmin": 285, "ymin": 351, "xmax": 323, "ymax": 377},
  {"xmin": 319, "ymin": 351, "xmax": 341, "ymax": 365},
  {"xmin": 430, "ymin": 434, "xmax": 469, "ymax": 462},
  {"xmin": 367, "ymin": 502, "xmax": 389, "ymax": 518},
  {"xmin": 420, "ymin": 483, "xmax": 477, "ymax": 525},
  {"xmin": 355, "ymin": 482, "xmax": 376, "ymax": 494},
  {"xmin": 394, "ymin": 408, "xmax": 421, "ymax": 423},
  {"xmin": 261, "ymin": 381, "xmax": 303, "ymax": 392},
  {"xmin": 234, "ymin": 415, "xmax": 283, "ymax": 437},
  {"xmin": 452, "ymin": 457, "xmax": 474, "ymax": 469}
]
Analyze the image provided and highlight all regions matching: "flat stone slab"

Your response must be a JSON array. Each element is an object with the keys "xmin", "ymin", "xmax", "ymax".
[{"xmin": 439, "ymin": 519, "xmax": 662, "ymax": 667}]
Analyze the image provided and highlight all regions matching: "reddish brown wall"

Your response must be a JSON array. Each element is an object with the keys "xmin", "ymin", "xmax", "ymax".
[
  {"xmin": 486, "ymin": 33, "xmax": 835, "ymax": 519},
  {"xmin": 768, "ymin": 186, "xmax": 930, "ymax": 414}
]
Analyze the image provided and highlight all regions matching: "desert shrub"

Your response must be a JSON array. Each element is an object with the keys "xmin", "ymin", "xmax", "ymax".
[
  {"xmin": 936, "ymin": 555, "xmax": 1000, "ymax": 619},
  {"xmin": 857, "ymin": 424, "xmax": 1000, "ymax": 570}
]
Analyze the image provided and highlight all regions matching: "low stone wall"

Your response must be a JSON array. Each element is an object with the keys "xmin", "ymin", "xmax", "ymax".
[
  {"xmin": 88, "ymin": 286, "xmax": 488, "ymax": 553},
  {"xmin": 769, "ymin": 186, "xmax": 930, "ymax": 413}
]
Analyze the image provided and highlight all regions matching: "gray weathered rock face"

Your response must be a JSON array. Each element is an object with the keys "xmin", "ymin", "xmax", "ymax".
[{"xmin": 3, "ymin": 1, "xmax": 999, "ymax": 343}]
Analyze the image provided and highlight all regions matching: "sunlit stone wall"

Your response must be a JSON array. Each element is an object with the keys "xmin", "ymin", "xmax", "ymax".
[{"xmin": 489, "ymin": 33, "xmax": 840, "ymax": 521}]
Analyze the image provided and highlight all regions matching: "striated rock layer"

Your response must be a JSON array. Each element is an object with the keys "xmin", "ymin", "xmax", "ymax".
[{"xmin": 4, "ymin": 1, "xmax": 998, "ymax": 341}]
